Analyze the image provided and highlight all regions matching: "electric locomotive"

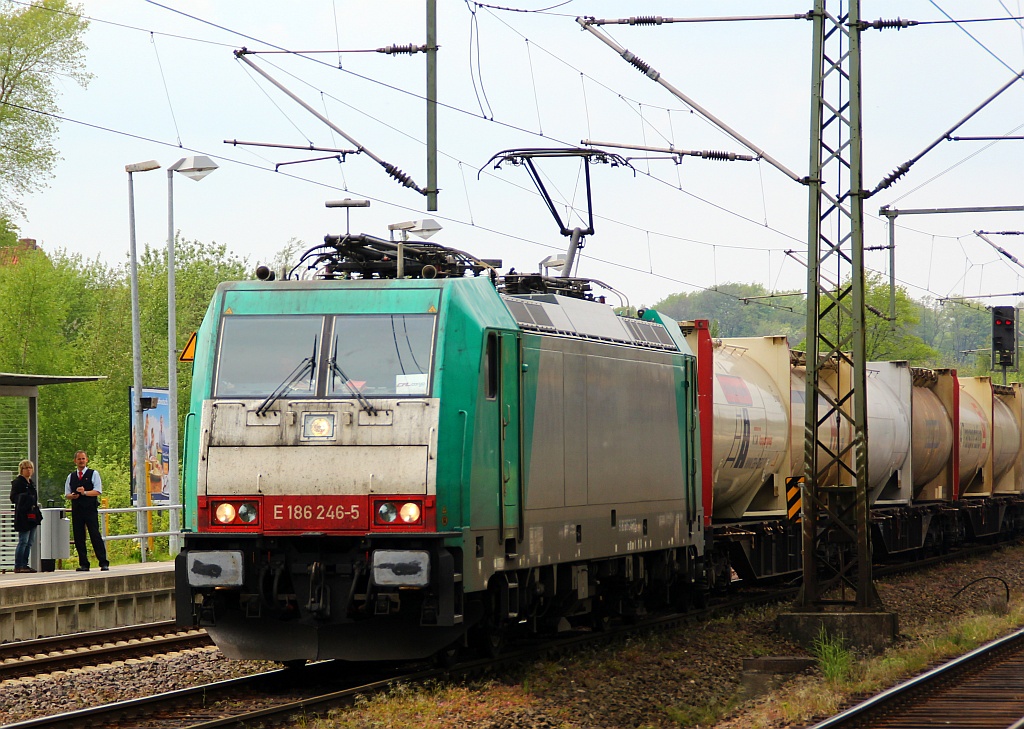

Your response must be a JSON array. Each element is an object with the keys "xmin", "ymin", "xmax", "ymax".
[{"xmin": 175, "ymin": 233, "xmax": 705, "ymax": 662}]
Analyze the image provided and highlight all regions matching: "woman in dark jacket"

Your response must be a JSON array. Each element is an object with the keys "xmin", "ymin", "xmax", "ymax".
[{"xmin": 11, "ymin": 459, "xmax": 41, "ymax": 573}]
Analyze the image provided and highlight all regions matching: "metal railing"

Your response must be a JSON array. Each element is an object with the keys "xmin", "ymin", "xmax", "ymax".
[
  {"xmin": 24, "ymin": 502, "xmax": 184, "ymax": 563},
  {"xmin": 98, "ymin": 504, "xmax": 183, "ymax": 561}
]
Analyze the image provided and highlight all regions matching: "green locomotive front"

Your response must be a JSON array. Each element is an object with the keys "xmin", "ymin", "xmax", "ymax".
[{"xmin": 176, "ymin": 249, "xmax": 704, "ymax": 662}]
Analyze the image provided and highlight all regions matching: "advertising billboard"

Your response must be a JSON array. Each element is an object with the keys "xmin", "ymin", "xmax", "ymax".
[{"xmin": 128, "ymin": 387, "xmax": 171, "ymax": 505}]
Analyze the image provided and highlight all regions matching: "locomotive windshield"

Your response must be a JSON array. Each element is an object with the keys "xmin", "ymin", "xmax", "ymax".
[
  {"xmin": 214, "ymin": 315, "xmax": 322, "ymax": 398},
  {"xmin": 212, "ymin": 313, "xmax": 436, "ymax": 399},
  {"xmin": 328, "ymin": 314, "xmax": 435, "ymax": 397}
]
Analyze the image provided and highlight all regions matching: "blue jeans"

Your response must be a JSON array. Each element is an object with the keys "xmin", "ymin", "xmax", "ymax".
[{"xmin": 15, "ymin": 528, "xmax": 35, "ymax": 569}]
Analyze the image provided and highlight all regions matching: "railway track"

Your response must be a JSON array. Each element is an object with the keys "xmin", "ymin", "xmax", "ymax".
[
  {"xmin": 0, "ymin": 655, "xmax": 462, "ymax": 729},
  {"xmin": 1, "ymin": 543, "xmax": 1020, "ymax": 728},
  {"xmin": 808, "ymin": 627, "xmax": 1024, "ymax": 729},
  {"xmin": 0, "ymin": 621, "xmax": 211, "ymax": 681},
  {"xmin": 0, "ymin": 590, "xmax": 792, "ymax": 729}
]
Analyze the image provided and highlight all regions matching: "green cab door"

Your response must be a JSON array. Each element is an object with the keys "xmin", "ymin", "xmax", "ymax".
[{"xmin": 498, "ymin": 330, "xmax": 522, "ymax": 552}]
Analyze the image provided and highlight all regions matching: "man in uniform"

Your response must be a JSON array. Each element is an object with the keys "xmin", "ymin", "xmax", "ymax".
[{"xmin": 65, "ymin": 450, "xmax": 109, "ymax": 571}]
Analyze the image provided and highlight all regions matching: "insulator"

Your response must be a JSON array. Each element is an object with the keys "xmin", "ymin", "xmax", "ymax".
[
  {"xmin": 383, "ymin": 163, "xmax": 416, "ymax": 188},
  {"xmin": 864, "ymin": 17, "xmax": 914, "ymax": 31},
  {"xmin": 879, "ymin": 161, "xmax": 911, "ymax": 189},
  {"xmin": 621, "ymin": 50, "xmax": 660, "ymax": 81},
  {"xmin": 379, "ymin": 43, "xmax": 424, "ymax": 55},
  {"xmin": 628, "ymin": 16, "xmax": 663, "ymax": 26},
  {"xmin": 703, "ymin": 150, "xmax": 732, "ymax": 161}
]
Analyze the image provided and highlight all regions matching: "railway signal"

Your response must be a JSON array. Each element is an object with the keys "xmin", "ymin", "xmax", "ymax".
[{"xmin": 992, "ymin": 306, "xmax": 1016, "ymax": 368}]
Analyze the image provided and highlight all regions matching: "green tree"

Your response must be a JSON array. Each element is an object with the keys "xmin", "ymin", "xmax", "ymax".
[
  {"xmin": 808, "ymin": 272, "xmax": 939, "ymax": 363},
  {"xmin": 0, "ymin": 245, "xmax": 112, "ymax": 494},
  {"xmin": 0, "ymin": 0, "xmax": 90, "ymax": 215},
  {"xmin": 0, "ymin": 245, "xmax": 71, "ymax": 372},
  {"xmin": 0, "ymin": 215, "xmax": 20, "ymax": 246},
  {"xmin": 653, "ymin": 282, "xmax": 805, "ymax": 342},
  {"xmin": 0, "ymin": 236, "xmax": 247, "ymax": 502},
  {"xmin": 136, "ymin": 235, "xmax": 249, "ymax": 439},
  {"xmin": 266, "ymin": 236, "xmax": 305, "ymax": 280},
  {"xmin": 915, "ymin": 297, "xmax": 995, "ymax": 374}
]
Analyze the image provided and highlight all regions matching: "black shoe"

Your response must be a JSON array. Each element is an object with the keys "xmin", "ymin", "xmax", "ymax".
[
  {"xmin": 76, "ymin": 567, "xmax": 90, "ymax": 572},
  {"xmin": 100, "ymin": 565, "xmax": 110, "ymax": 571}
]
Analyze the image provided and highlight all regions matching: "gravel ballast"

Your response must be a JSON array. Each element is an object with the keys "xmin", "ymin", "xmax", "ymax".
[{"xmin": 3, "ymin": 543, "xmax": 1024, "ymax": 728}]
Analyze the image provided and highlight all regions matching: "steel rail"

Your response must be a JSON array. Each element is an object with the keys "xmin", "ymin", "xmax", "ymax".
[{"xmin": 808, "ymin": 627, "xmax": 1024, "ymax": 728}]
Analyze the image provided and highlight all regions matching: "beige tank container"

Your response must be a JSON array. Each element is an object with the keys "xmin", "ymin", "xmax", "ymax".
[
  {"xmin": 910, "ymin": 368, "xmax": 958, "ymax": 502},
  {"xmin": 990, "ymin": 384, "xmax": 1023, "ymax": 495},
  {"xmin": 958, "ymin": 378, "xmax": 992, "ymax": 496},
  {"xmin": 991, "ymin": 396, "xmax": 1018, "ymax": 482},
  {"xmin": 910, "ymin": 385, "xmax": 954, "ymax": 489},
  {"xmin": 708, "ymin": 337, "xmax": 792, "ymax": 520}
]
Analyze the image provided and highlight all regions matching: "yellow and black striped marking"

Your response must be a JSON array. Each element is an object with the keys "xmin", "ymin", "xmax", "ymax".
[{"xmin": 786, "ymin": 477, "xmax": 803, "ymax": 522}]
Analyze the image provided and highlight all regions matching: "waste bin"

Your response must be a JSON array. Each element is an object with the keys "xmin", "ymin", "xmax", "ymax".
[{"xmin": 37, "ymin": 507, "xmax": 70, "ymax": 572}]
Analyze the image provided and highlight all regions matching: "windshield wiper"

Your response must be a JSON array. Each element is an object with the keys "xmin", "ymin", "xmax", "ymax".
[
  {"xmin": 329, "ymin": 335, "xmax": 377, "ymax": 415},
  {"xmin": 256, "ymin": 338, "xmax": 317, "ymax": 417}
]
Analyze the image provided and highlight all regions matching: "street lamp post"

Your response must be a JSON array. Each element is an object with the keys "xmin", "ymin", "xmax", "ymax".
[
  {"xmin": 126, "ymin": 160, "xmax": 160, "ymax": 562},
  {"xmin": 167, "ymin": 156, "xmax": 218, "ymax": 554}
]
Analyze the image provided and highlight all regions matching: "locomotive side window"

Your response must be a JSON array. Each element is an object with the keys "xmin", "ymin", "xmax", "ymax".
[
  {"xmin": 214, "ymin": 315, "xmax": 324, "ymax": 398},
  {"xmin": 484, "ymin": 332, "xmax": 498, "ymax": 400},
  {"xmin": 328, "ymin": 314, "xmax": 436, "ymax": 397}
]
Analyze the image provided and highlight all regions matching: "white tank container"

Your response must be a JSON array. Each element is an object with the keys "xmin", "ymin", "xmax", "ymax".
[
  {"xmin": 910, "ymin": 385, "xmax": 954, "ymax": 488},
  {"xmin": 709, "ymin": 344, "xmax": 790, "ymax": 517},
  {"xmin": 790, "ymin": 367, "xmax": 853, "ymax": 485},
  {"xmin": 865, "ymin": 374, "xmax": 911, "ymax": 491}
]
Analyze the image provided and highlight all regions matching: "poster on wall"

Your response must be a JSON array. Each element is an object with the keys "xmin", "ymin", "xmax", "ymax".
[{"xmin": 128, "ymin": 387, "xmax": 170, "ymax": 506}]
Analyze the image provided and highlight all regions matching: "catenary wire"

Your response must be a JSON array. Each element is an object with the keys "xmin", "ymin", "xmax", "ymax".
[{"xmin": 7, "ymin": 0, "xmax": 1020, "ymax": 307}]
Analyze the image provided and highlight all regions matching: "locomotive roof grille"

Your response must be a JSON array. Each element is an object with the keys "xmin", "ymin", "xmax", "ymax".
[{"xmin": 502, "ymin": 294, "xmax": 677, "ymax": 351}]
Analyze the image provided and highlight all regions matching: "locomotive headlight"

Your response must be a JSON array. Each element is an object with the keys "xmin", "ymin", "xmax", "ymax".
[
  {"xmin": 399, "ymin": 502, "xmax": 421, "ymax": 523},
  {"xmin": 237, "ymin": 502, "xmax": 259, "ymax": 523},
  {"xmin": 377, "ymin": 501, "xmax": 398, "ymax": 523},
  {"xmin": 302, "ymin": 413, "xmax": 336, "ymax": 440},
  {"xmin": 214, "ymin": 502, "xmax": 237, "ymax": 524}
]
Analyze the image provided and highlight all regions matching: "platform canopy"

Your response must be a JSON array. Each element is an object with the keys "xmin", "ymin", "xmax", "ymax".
[{"xmin": 0, "ymin": 373, "xmax": 104, "ymax": 388}]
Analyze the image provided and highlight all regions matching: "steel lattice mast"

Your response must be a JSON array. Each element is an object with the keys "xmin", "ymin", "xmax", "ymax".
[{"xmin": 798, "ymin": 0, "xmax": 881, "ymax": 611}]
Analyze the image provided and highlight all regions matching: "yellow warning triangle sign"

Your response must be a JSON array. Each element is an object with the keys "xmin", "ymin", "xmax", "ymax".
[{"xmin": 179, "ymin": 332, "xmax": 197, "ymax": 362}]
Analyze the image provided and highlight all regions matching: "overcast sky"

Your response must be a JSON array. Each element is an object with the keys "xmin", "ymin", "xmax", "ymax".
[{"xmin": 14, "ymin": 0, "xmax": 1024, "ymax": 308}]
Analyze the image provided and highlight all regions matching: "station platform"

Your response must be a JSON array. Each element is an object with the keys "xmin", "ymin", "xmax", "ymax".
[{"xmin": 0, "ymin": 561, "xmax": 175, "ymax": 642}]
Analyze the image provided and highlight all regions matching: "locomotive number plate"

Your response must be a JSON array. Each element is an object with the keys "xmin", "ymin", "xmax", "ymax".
[{"xmin": 264, "ymin": 495, "xmax": 368, "ymax": 531}]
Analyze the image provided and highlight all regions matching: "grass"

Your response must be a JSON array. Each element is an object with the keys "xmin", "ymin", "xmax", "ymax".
[
  {"xmin": 666, "ymin": 699, "xmax": 737, "ymax": 727},
  {"xmin": 812, "ymin": 625, "xmax": 854, "ymax": 683},
  {"xmin": 302, "ymin": 681, "xmax": 550, "ymax": 729},
  {"xmin": 724, "ymin": 600, "xmax": 1024, "ymax": 728}
]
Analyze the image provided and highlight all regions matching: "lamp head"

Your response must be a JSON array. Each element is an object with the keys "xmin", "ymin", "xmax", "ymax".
[
  {"xmin": 388, "ymin": 218, "xmax": 442, "ymax": 240},
  {"xmin": 326, "ymin": 199, "xmax": 371, "ymax": 208},
  {"xmin": 126, "ymin": 160, "xmax": 161, "ymax": 173},
  {"xmin": 170, "ymin": 155, "xmax": 218, "ymax": 181}
]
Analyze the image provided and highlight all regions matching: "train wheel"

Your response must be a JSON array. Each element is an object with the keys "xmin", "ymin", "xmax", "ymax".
[
  {"xmin": 436, "ymin": 642, "xmax": 462, "ymax": 668},
  {"xmin": 281, "ymin": 659, "xmax": 307, "ymax": 669}
]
